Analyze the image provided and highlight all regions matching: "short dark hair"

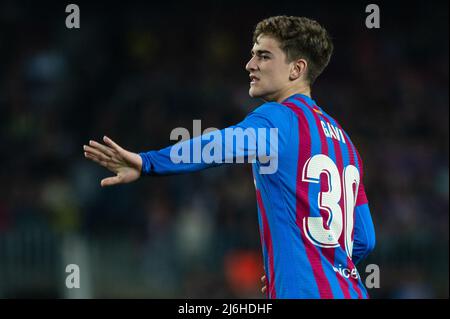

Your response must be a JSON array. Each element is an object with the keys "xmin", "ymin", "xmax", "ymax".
[{"xmin": 253, "ymin": 16, "xmax": 334, "ymax": 85}]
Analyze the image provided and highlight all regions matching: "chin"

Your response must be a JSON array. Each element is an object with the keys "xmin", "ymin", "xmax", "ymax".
[
  {"xmin": 249, "ymin": 89, "xmax": 273, "ymax": 102},
  {"xmin": 249, "ymin": 87, "xmax": 263, "ymax": 98}
]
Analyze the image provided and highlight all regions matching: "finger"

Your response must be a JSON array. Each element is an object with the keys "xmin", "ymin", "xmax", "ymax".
[
  {"xmin": 261, "ymin": 275, "xmax": 266, "ymax": 283},
  {"xmin": 103, "ymin": 136, "xmax": 123, "ymax": 153},
  {"xmin": 85, "ymin": 151, "xmax": 121, "ymax": 170},
  {"xmin": 89, "ymin": 140, "xmax": 116, "ymax": 158},
  {"xmin": 261, "ymin": 286, "xmax": 267, "ymax": 294},
  {"xmin": 83, "ymin": 141, "xmax": 122, "ymax": 167},
  {"xmin": 103, "ymin": 136, "xmax": 136, "ymax": 167},
  {"xmin": 84, "ymin": 146, "xmax": 123, "ymax": 167},
  {"xmin": 101, "ymin": 176, "xmax": 121, "ymax": 187},
  {"xmin": 84, "ymin": 152, "xmax": 108, "ymax": 168},
  {"xmin": 84, "ymin": 151, "xmax": 101, "ymax": 163},
  {"xmin": 84, "ymin": 145, "xmax": 111, "ymax": 161}
]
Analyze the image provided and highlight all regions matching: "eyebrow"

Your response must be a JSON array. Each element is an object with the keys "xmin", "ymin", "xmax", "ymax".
[{"xmin": 251, "ymin": 49, "xmax": 273, "ymax": 56}]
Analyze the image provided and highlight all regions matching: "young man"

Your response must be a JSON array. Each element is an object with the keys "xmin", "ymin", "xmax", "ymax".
[{"xmin": 83, "ymin": 16, "xmax": 375, "ymax": 299}]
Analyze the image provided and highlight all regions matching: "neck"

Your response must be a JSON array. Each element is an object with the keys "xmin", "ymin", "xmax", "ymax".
[{"xmin": 274, "ymin": 85, "xmax": 311, "ymax": 103}]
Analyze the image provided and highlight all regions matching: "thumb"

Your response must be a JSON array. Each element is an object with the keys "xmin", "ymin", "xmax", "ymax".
[{"xmin": 101, "ymin": 176, "xmax": 121, "ymax": 187}]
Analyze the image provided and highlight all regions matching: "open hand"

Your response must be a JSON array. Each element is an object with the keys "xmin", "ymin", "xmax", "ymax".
[{"xmin": 83, "ymin": 136, "xmax": 142, "ymax": 187}]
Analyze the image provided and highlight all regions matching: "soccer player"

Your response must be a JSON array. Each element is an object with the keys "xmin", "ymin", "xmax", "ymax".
[{"xmin": 83, "ymin": 16, "xmax": 376, "ymax": 299}]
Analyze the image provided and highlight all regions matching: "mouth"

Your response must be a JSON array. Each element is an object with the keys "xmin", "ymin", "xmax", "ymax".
[{"xmin": 249, "ymin": 74, "xmax": 260, "ymax": 85}]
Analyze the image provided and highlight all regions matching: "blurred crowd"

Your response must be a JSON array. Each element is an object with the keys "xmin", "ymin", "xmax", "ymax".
[{"xmin": 0, "ymin": 1, "xmax": 448, "ymax": 298}]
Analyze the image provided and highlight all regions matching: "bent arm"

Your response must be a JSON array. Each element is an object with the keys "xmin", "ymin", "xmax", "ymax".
[{"xmin": 352, "ymin": 203, "xmax": 376, "ymax": 265}]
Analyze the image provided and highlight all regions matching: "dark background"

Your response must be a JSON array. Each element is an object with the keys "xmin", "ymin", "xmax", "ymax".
[{"xmin": 0, "ymin": 0, "xmax": 448, "ymax": 298}]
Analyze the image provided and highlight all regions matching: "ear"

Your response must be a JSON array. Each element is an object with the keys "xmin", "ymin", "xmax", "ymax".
[{"xmin": 289, "ymin": 59, "xmax": 307, "ymax": 81}]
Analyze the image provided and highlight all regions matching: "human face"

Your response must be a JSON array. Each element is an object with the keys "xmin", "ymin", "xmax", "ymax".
[{"xmin": 245, "ymin": 35, "xmax": 293, "ymax": 102}]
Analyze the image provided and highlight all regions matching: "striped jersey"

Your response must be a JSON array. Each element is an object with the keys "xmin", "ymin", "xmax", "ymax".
[{"xmin": 139, "ymin": 93, "xmax": 376, "ymax": 299}]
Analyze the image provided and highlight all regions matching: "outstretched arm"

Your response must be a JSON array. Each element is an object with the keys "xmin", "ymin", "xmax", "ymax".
[
  {"xmin": 84, "ymin": 102, "xmax": 288, "ymax": 183},
  {"xmin": 83, "ymin": 136, "xmax": 143, "ymax": 187},
  {"xmin": 139, "ymin": 103, "xmax": 286, "ymax": 176}
]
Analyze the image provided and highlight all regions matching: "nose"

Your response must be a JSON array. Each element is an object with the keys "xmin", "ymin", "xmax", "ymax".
[{"xmin": 245, "ymin": 56, "xmax": 258, "ymax": 72}]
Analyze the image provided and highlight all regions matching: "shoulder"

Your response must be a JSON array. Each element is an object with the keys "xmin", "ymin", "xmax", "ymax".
[
  {"xmin": 238, "ymin": 101, "xmax": 294, "ymax": 132},
  {"xmin": 251, "ymin": 102, "xmax": 293, "ymax": 121}
]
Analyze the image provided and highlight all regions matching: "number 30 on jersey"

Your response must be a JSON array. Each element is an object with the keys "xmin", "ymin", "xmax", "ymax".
[{"xmin": 302, "ymin": 154, "xmax": 360, "ymax": 258}]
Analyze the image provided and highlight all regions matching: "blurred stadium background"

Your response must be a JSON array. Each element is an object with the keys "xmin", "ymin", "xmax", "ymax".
[{"xmin": 0, "ymin": 0, "xmax": 448, "ymax": 298}]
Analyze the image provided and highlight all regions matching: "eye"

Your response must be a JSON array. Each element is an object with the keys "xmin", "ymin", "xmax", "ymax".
[{"xmin": 261, "ymin": 55, "xmax": 270, "ymax": 60}]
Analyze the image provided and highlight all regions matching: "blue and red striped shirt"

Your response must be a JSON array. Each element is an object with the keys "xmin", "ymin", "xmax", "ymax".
[{"xmin": 140, "ymin": 93, "xmax": 376, "ymax": 298}]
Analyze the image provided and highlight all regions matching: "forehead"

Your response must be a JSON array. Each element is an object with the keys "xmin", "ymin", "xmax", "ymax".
[{"xmin": 252, "ymin": 35, "xmax": 283, "ymax": 53}]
